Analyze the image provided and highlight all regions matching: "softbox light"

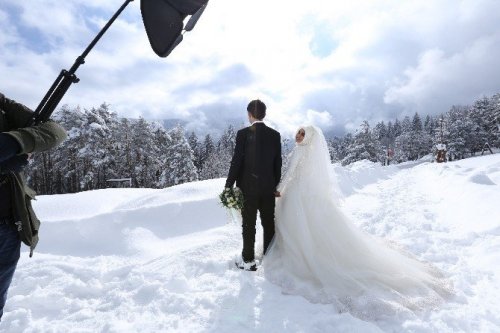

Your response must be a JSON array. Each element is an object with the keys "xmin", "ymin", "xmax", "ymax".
[
  {"xmin": 166, "ymin": 0, "xmax": 208, "ymax": 15},
  {"xmin": 141, "ymin": 0, "xmax": 209, "ymax": 57}
]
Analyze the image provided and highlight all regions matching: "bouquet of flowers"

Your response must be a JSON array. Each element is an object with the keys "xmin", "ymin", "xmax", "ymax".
[{"xmin": 219, "ymin": 187, "xmax": 244, "ymax": 210}]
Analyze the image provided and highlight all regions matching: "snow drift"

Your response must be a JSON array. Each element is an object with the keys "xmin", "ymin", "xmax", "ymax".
[{"xmin": 1, "ymin": 154, "xmax": 499, "ymax": 332}]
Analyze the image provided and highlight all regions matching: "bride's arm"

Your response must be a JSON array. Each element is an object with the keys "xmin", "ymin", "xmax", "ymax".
[{"xmin": 276, "ymin": 148, "xmax": 300, "ymax": 194}]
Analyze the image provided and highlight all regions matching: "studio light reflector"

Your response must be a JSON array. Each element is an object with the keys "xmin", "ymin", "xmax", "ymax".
[{"xmin": 141, "ymin": 0, "xmax": 209, "ymax": 57}]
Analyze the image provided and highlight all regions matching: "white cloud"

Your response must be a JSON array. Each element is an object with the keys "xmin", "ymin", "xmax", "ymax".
[
  {"xmin": 384, "ymin": 32, "xmax": 500, "ymax": 113},
  {"xmin": 1, "ymin": 0, "xmax": 500, "ymax": 136},
  {"xmin": 306, "ymin": 109, "xmax": 333, "ymax": 128}
]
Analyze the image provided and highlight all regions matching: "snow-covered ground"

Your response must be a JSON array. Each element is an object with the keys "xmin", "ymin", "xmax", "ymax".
[{"xmin": 2, "ymin": 154, "xmax": 500, "ymax": 332}]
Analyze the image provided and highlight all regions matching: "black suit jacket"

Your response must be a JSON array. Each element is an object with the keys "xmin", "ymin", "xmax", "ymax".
[{"xmin": 225, "ymin": 123, "xmax": 282, "ymax": 195}]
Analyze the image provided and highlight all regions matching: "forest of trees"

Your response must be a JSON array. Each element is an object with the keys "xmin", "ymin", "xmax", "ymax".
[
  {"xmin": 26, "ymin": 93, "xmax": 500, "ymax": 195},
  {"xmin": 27, "ymin": 103, "xmax": 243, "ymax": 194},
  {"xmin": 329, "ymin": 93, "xmax": 500, "ymax": 166}
]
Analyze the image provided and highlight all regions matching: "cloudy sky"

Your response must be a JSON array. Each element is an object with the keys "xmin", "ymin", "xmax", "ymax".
[{"xmin": 1, "ymin": 0, "xmax": 500, "ymax": 137}]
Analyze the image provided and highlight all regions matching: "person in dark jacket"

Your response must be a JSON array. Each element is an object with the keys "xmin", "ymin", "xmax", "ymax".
[
  {"xmin": 225, "ymin": 99, "xmax": 282, "ymax": 271},
  {"xmin": 0, "ymin": 92, "xmax": 67, "ymax": 320}
]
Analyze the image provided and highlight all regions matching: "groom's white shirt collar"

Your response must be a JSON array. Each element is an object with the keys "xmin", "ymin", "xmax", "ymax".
[{"xmin": 251, "ymin": 120, "xmax": 265, "ymax": 125}]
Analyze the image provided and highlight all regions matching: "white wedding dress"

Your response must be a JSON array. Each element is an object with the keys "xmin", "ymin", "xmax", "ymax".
[{"xmin": 263, "ymin": 126, "xmax": 451, "ymax": 319}]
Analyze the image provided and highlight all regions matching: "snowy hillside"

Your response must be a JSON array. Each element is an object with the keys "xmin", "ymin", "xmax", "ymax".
[{"xmin": 2, "ymin": 154, "xmax": 500, "ymax": 332}]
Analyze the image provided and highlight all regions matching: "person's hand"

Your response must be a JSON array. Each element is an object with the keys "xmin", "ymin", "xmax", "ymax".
[
  {"xmin": 274, "ymin": 191, "xmax": 281, "ymax": 197},
  {"xmin": 0, "ymin": 154, "xmax": 29, "ymax": 173},
  {"xmin": 0, "ymin": 133, "xmax": 21, "ymax": 163}
]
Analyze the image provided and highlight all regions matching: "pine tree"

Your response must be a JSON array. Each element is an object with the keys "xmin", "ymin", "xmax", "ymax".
[
  {"xmin": 151, "ymin": 123, "xmax": 172, "ymax": 186},
  {"xmin": 393, "ymin": 133, "xmax": 412, "ymax": 163},
  {"xmin": 484, "ymin": 94, "xmax": 500, "ymax": 148},
  {"xmin": 199, "ymin": 151, "xmax": 230, "ymax": 180},
  {"xmin": 113, "ymin": 118, "xmax": 135, "ymax": 187},
  {"xmin": 82, "ymin": 103, "xmax": 121, "ymax": 190},
  {"xmin": 401, "ymin": 116, "xmax": 412, "ymax": 134},
  {"xmin": 393, "ymin": 118, "xmax": 402, "ymax": 138},
  {"xmin": 409, "ymin": 112, "xmax": 432, "ymax": 160},
  {"xmin": 200, "ymin": 125, "xmax": 237, "ymax": 180},
  {"xmin": 341, "ymin": 133, "xmax": 354, "ymax": 161},
  {"xmin": 161, "ymin": 125, "xmax": 198, "ymax": 186},
  {"xmin": 188, "ymin": 132, "xmax": 203, "ymax": 173},
  {"xmin": 342, "ymin": 121, "xmax": 382, "ymax": 166},
  {"xmin": 198, "ymin": 134, "xmax": 215, "ymax": 180},
  {"xmin": 373, "ymin": 121, "xmax": 390, "ymax": 150},
  {"xmin": 469, "ymin": 97, "xmax": 490, "ymax": 154},
  {"xmin": 130, "ymin": 117, "xmax": 162, "ymax": 187},
  {"xmin": 386, "ymin": 121, "xmax": 395, "ymax": 148},
  {"xmin": 202, "ymin": 134, "xmax": 215, "ymax": 161},
  {"xmin": 412, "ymin": 112, "xmax": 423, "ymax": 132},
  {"xmin": 327, "ymin": 137, "xmax": 340, "ymax": 163},
  {"xmin": 441, "ymin": 105, "xmax": 475, "ymax": 160},
  {"xmin": 424, "ymin": 115, "xmax": 433, "ymax": 136},
  {"xmin": 491, "ymin": 93, "xmax": 500, "ymax": 147},
  {"xmin": 218, "ymin": 125, "xmax": 237, "ymax": 156}
]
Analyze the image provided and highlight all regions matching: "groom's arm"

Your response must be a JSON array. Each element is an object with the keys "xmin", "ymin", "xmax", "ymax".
[
  {"xmin": 225, "ymin": 129, "xmax": 245, "ymax": 188},
  {"xmin": 273, "ymin": 133, "xmax": 282, "ymax": 190}
]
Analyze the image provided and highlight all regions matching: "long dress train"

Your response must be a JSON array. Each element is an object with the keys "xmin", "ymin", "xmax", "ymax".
[{"xmin": 263, "ymin": 126, "xmax": 452, "ymax": 319}]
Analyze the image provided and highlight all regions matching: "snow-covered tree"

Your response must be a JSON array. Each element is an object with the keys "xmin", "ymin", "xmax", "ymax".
[
  {"xmin": 328, "ymin": 134, "xmax": 352, "ymax": 163},
  {"xmin": 200, "ymin": 125, "xmax": 237, "ymax": 180},
  {"xmin": 412, "ymin": 112, "xmax": 423, "ymax": 132},
  {"xmin": 188, "ymin": 132, "xmax": 204, "ymax": 173},
  {"xmin": 424, "ymin": 115, "xmax": 434, "ymax": 136},
  {"xmin": 469, "ymin": 97, "xmax": 491, "ymax": 154},
  {"xmin": 492, "ymin": 94, "xmax": 500, "ymax": 147},
  {"xmin": 393, "ymin": 132, "xmax": 412, "ymax": 163},
  {"xmin": 342, "ymin": 121, "xmax": 382, "ymax": 165},
  {"xmin": 443, "ymin": 106, "xmax": 474, "ymax": 160},
  {"xmin": 393, "ymin": 118, "xmax": 402, "ymax": 138},
  {"xmin": 161, "ymin": 125, "xmax": 198, "ymax": 186},
  {"xmin": 130, "ymin": 117, "xmax": 164, "ymax": 188},
  {"xmin": 26, "ymin": 92, "xmax": 500, "ymax": 194},
  {"xmin": 484, "ymin": 93, "xmax": 500, "ymax": 148}
]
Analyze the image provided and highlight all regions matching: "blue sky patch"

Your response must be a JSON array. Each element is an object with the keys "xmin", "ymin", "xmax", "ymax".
[
  {"xmin": 309, "ymin": 28, "xmax": 338, "ymax": 58},
  {"xmin": 3, "ymin": 5, "xmax": 52, "ymax": 53}
]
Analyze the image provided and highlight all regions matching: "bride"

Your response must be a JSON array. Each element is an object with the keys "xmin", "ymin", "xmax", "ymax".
[{"xmin": 263, "ymin": 125, "xmax": 452, "ymax": 318}]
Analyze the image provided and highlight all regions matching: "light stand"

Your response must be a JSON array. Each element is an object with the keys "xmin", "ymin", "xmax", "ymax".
[{"xmin": 29, "ymin": 0, "xmax": 208, "ymax": 126}]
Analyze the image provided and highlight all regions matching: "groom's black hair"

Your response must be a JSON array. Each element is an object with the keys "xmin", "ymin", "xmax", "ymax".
[{"xmin": 247, "ymin": 99, "xmax": 266, "ymax": 120}]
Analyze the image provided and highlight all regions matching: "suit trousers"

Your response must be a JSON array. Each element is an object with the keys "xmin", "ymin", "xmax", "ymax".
[
  {"xmin": 0, "ymin": 223, "xmax": 20, "ymax": 320},
  {"xmin": 241, "ymin": 194, "xmax": 276, "ymax": 262}
]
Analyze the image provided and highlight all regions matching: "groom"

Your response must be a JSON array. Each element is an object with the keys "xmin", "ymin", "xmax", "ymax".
[{"xmin": 225, "ymin": 99, "xmax": 282, "ymax": 271}]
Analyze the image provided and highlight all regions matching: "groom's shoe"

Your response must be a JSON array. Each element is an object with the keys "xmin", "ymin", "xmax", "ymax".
[{"xmin": 235, "ymin": 260, "xmax": 257, "ymax": 271}]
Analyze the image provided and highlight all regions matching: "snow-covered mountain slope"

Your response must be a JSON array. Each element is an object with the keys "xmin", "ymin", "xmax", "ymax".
[{"xmin": 2, "ymin": 154, "xmax": 499, "ymax": 332}]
